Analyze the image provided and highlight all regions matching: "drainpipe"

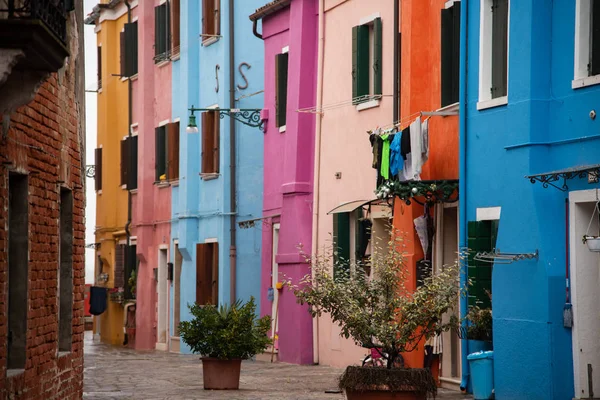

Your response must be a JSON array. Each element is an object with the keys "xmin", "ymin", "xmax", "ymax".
[
  {"xmin": 123, "ymin": 0, "xmax": 133, "ymax": 346},
  {"xmin": 393, "ymin": 0, "xmax": 399, "ymax": 122},
  {"xmin": 252, "ymin": 19, "xmax": 262, "ymax": 40},
  {"xmin": 310, "ymin": 0, "xmax": 325, "ymax": 365},
  {"xmin": 458, "ymin": 0, "xmax": 470, "ymax": 391},
  {"xmin": 228, "ymin": 0, "xmax": 237, "ymax": 306}
]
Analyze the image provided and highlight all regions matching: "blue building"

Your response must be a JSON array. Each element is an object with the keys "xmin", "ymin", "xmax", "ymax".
[
  {"xmin": 169, "ymin": 0, "xmax": 265, "ymax": 354},
  {"xmin": 460, "ymin": 0, "xmax": 600, "ymax": 398}
]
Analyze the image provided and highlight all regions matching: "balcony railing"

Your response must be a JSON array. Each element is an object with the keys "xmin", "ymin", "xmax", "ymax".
[{"xmin": 0, "ymin": 0, "xmax": 70, "ymax": 44}]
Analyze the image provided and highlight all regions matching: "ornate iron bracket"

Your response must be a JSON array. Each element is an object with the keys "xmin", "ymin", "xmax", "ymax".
[
  {"xmin": 85, "ymin": 165, "xmax": 95, "ymax": 178},
  {"xmin": 526, "ymin": 164, "xmax": 600, "ymax": 192},
  {"xmin": 188, "ymin": 107, "xmax": 264, "ymax": 132}
]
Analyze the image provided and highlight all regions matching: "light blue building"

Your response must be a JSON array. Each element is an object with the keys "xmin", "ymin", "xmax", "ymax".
[
  {"xmin": 460, "ymin": 0, "xmax": 600, "ymax": 398},
  {"xmin": 170, "ymin": 0, "xmax": 265, "ymax": 354}
]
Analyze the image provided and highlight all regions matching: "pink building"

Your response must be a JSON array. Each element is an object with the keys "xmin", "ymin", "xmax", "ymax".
[
  {"xmin": 130, "ymin": 0, "xmax": 176, "ymax": 350},
  {"xmin": 250, "ymin": 0, "xmax": 318, "ymax": 365}
]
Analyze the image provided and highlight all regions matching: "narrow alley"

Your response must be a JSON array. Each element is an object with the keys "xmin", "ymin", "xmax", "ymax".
[{"xmin": 83, "ymin": 332, "xmax": 473, "ymax": 400}]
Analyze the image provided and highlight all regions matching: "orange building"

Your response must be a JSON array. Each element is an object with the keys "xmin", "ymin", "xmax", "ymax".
[{"xmin": 392, "ymin": 0, "xmax": 461, "ymax": 390}]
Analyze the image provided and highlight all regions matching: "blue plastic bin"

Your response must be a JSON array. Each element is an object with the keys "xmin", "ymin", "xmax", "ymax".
[{"xmin": 467, "ymin": 351, "xmax": 494, "ymax": 400}]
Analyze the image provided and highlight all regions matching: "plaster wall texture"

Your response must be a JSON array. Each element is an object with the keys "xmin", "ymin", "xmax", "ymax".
[
  {"xmin": 131, "ymin": 0, "xmax": 173, "ymax": 350},
  {"xmin": 259, "ymin": 0, "xmax": 318, "ymax": 365},
  {"xmin": 170, "ymin": 0, "xmax": 265, "ymax": 354},
  {"xmin": 315, "ymin": 0, "xmax": 396, "ymax": 368},
  {"xmin": 463, "ymin": 1, "xmax": 600, "ymax": 398}
]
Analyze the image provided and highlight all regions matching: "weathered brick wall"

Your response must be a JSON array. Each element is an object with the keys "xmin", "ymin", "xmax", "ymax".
[{"xmin": 0, "ymin": 4, "xmax": 85, "ymax": 400}]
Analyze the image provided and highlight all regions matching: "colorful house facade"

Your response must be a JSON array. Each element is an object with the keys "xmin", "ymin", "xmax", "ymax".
[
  {"xmin": 462, "ymin": 0, "xmax": 600, "ymax": 398},
  {"xmin": 249, "ymin": 0, "xmax": 318, "ymax": 365},
  {"xmin": 170, "ymin": 0, "xmax": 265, "ymax": 354},
  {"xmin": 86, "ymin": 0, "xmax": 139, "ymax": 346}
]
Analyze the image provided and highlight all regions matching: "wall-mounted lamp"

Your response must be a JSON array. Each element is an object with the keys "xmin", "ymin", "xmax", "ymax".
[
  {"xmin": 186, "ymin": 105, "xmax": 265, "ymax": 133},
  {"xmin": 186, "ymin": 107, "xmax": 199, "ymax": 134}
]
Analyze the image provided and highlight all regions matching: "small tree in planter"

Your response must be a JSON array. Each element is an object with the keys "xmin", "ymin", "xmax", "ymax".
[
  {"xmin": 178, "ymin": 297, "xmax": 271, "ymax": 390},
  {"xmin": 289, "ymin": 234, "xmax": 462, "ymax": 400}
]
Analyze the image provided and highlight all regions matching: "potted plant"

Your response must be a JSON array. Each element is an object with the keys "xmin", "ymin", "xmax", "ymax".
[
  {"xmin": 460, "ymin": 305, "xmax": 493, "ymax": 354},
  {"xmin": 289, "ymin": 234, "xmax": 462, "ymax": 400},
  {"xmin": 178, "ymin": 297, "xmax": 271, "ymax": 390}
]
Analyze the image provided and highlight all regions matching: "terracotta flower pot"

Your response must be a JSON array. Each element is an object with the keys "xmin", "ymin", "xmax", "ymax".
[
  {"xmin": 345, "ymin": 389, "xmax": 427, "ymax": 400},
  {"xmin": 201, "ymin": 358, "xmax": 242, "ymax": 390}
]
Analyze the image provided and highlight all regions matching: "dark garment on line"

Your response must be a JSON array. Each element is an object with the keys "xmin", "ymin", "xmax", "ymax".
[
  {"xmin": 370, "ymin": 134, "xmax": 379, "ymax": 169},
  {"xmin": 400, "ymin": 127, "xmax": 411, "ymax": 160},
  {"xmin": 89, "ymin": 286, "xmax": 108, "ymax": 316}
]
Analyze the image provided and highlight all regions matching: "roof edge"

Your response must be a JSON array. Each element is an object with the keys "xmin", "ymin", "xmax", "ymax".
[{"xmin": 249, "ymin": 0, "xmax": 291, "ymax": 22}]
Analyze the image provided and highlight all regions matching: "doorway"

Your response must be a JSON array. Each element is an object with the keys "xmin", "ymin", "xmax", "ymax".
[
  {"xmin": 171, "ymin": 244, "xmax": 183, "ymax": 352},
  {"xmin": 156, "ymin": 247, "xmax": 168, "ymax": 351},
  {"xmin": 570, "ymin": 190, "xmax": 600, "ymax": 398},
  {"xmin": 271, "ymin": 224, "xmax": 280, "ymax": 343}
]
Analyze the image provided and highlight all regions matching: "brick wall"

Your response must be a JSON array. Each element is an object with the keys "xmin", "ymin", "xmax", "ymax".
[{"xmin": 0, "ymin": 5, "xmax": 85, "ymax": 400}]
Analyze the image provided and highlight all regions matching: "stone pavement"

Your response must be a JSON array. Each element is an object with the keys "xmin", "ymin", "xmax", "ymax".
[{"xmin": 84, "ymin": 331, "xmax": 473, "ymax": 399}]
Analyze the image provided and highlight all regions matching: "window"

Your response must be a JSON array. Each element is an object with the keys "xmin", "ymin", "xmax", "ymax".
[
  {"xmin": 120, "ymin": 138, "xmax": 129, "ymax": 187},
  {"xmin": 467, "ymin": 220, "xmax": 497, "ymax": 308},
  {"xmin": 171, "ymin": 0, "xmax": 180, "ymax": 57},
  {"xmin": 155, "ymin": 122, "xmax": 179, "ymax": 181},
  {"xmin": 95, "ymin": 147, "xmax": 102, "ymax": 191},
  {"xmin": 478, "ymin": 0, "xmax": 508, "ymax": 106},
  {"xmin": 8, "ymin": 173, "xmax": 28, "ymax": 370},
  {"xmin": 441, "ymin": 2, "xmax": 461, "ymax": 107},
  {"xmin": 275, "ymin": 52, "xmax": 289, "ymax": 128},
  {"xmin": 333, "ymin": 213, "xmax": 351, "ymax": 279},
  {"xmin": 114, "ymin": 243, "xmax": 126, "ymax": 288},
  {"xmin": 97, "ymin": 46, "xmax": 102, "ymax": 89},
  {"xmin": 201, "ymin": 111, "xmax": 220, "ymax": 175},
  {"xmin": 125, "ymin": 245, "xmax": 137, "ymax": 300},
  {"xmin": 154, "ymin": 3, "xmax": 171, "ymax": 62},
  {"xmin": 129, "ymin": 135, "xmax": 138, "ymax": 190},
  {"xmin": 173, "ymin": 245, "xmax": 182, "ymax": 335},
  {"xmin": 124, "ymin": 22, "xmax": 138, "ymax": 76},
  {"xmin": 196, "ymin": 243, "xmax": 218, "ymax": 305},
  {"xmin": 202, "ymin": 0, "xmax": 221, "ymax": 44},
  {"xmin": 59, "ymin": 188, "xmax": 73, "ymax": 352},
  {"xmin": 574, "ymin": 0, "xmax": 600, "ymax": 85},
  {"xmin": 352, "ymin": 17, "xmax": 382, "ymax": 104}
]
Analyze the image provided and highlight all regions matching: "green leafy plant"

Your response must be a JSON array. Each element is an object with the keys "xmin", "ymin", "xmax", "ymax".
[
  {"xmin": 128, "ymin": 268, "xmax": 137, "ymax": 297},
  {"xmin": 289, "ymin": 232, "xmax": 463, "ymax": 370},
  {"xmin": 178, "ymin": 297, "xmax": 272, "ymax": 360},
  {"xmin": 463, "ymin": 306, "xmax": 492, "ymax": 341}
]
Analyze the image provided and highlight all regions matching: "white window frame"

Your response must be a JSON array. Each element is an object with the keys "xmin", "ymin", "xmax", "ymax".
[
  {"xmin": 355, "ymin": 12, "xmax": 382, "ymax": 112},
  {"xmin": 573, "ymin": 0, "xmax": 600, "ymax": 89},
  {"xmin": 477, "ymin": 0, "xmax": 509, "ymax": 111}
]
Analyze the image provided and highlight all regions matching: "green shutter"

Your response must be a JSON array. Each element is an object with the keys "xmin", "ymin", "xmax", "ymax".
[
  {"xmin": 275, "ymin": 53, "xmax": 289, "ymax": 128},
  {"xmin": 333, "ymin": 213, "xmax": 351, "ymax": 279},
  {"xmin": 128, "ymin": 136, "xmax": 138, "ymax": 190},
  {"xmin": 491, "ymin": 0, "xmax": 508, "ymax": 98},
  {"xmin": 155, "ymin": 127, "xmax": 166, "ymax": 181},
  {"xmin": 441, "ymin": 7, "xmax": 453, "ymax": 107},
  {"xmin": 352, "ymin": 25, "xmax": 369, "ymax": 104},
  {"xmin": 373, "ymin": 18, "xmax": 382, "ymax": 96},
  {"xmin": 467, "ymin": 221, "xmax": 498, "ymax": 309},
  {"xmin": 124, "ymin": 22, "xmax": 138, "ymax": 76}
]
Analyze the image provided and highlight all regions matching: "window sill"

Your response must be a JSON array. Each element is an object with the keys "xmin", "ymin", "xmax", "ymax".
[
  {"xmin": 356, "ymin": 99, "xmax": 380, "ymax": 112},
  {"xmin": 130, "ymin": 74, "xmax": 139, "ymax": 82},
  {"xmin": 7, "ymin": 369, "xmax": 24, "ymax": 378},
  {"xmin": 200, "ymin": 173, "xmax": 219, "ymax": 181},
  {"xmin": 202, "ymin": 36, "xmax": 220, "ymax": 47},
  {"xmin": 121, "ymin": 184, "xmax": 127, "ymax": 190},
  {"xmin": 97, "ymin": 190, "xmax": 102, "ymax": 195},
  {"xmin": 120, "ymin": 76, "xmax": 128, "ymax": 82},
  {"xmin": 130, "ymin": 189, "xmax": 138, "ymax": 194},
  {"xmin": 58, "ymin": 351, "xmax": 71, "ymax": 358},
  {"xmin": 279, "ymin": 125, "xmax": 286, "ymax": 133},
  {"xmin": 171, "ymin": 52, "xmax": 180, "ymax": 62},
  {"xmin": 156, "ymin": 59, "xmax": 171, "ymax": 68},
  {"xmin": 155, "ymin": 181, "xmax": 170, "ymax": 188},
  {"xmin": 437, "ymin": 102, "xmax": 459, "ymax": 113},
  {"xmin": 572, "ymin": 75, "xmax": 600, "ymax": 89},
  {"xmin": 170, "ymin": 180, "xmax": 179, "ymax": 187},
  {"xmin": 477, "ymin": 96, "xmax": 508, "ymax": 111}
]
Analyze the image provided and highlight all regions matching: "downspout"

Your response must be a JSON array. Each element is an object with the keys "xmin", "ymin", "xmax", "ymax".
[
  {"xmin": 458, "ymin": 0, "xmax": 470, "ymax": 391},
  {"xmin": 252, "ymin": 19, "xmax": 262, "ymax": 40},
  {"xmin": 310, "ymin": 0, "xmax": 325, "ymax": 365},
  {"xmin": 123, "ymin": 0, "xmax": 133, "ymax": 346},
  {"xmin": 393, "ymin": 0, "xmax": 399, "ymax": 122},
  {"xmin": 228, "ymin": 0, "xmax": 237, "ymax": 305}
]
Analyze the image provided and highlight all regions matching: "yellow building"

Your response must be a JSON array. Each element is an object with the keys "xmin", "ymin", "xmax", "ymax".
[{"xmin": 86, "ymin": 0, "xmax": 138, "ymax": 346}]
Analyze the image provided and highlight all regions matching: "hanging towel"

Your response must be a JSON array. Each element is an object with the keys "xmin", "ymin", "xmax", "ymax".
[
  {"xmin": 410, "ymin": 117, "xmax": 423, "ymax": 179},
  {"xmin": 390, "ymin": 133, "xmax": 403, "ymax": 176},
  {"xmin": 414, "ymin": 215, "xmax": 429, "ymax": 255},
  {"xmin": 422, "ymin": 118, "xmax": 429, "ymax": 163},
  {"xmin": 89, "ymin": 286, "xmax": 108, "ymax": 316},
  {"xmin": 380, "ymin": 133, "xmax": 391, "ymax": 180},
  {"xmin": 369, "ymin": 128, "xmax": 382, "ymax": 169},
  {"xmin": 400, "ymin": 127, "xmax": 411, "ymax": 160}
]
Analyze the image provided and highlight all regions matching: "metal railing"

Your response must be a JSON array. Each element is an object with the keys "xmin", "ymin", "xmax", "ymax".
[{"xmin": 0, "ymin": 0, "xmax": 69, "ymax": 44}]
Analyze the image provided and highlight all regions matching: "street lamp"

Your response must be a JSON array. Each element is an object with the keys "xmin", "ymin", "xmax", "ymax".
[
  {"xmin": 186, "ymin": 105, "xmax": 265, "ymax": 133},
  {"xmin": 186, "ymin": 108, "xmax": 199, "ymax": 134}
]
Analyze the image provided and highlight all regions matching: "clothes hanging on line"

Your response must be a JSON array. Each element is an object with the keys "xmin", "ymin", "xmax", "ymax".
[
  {"xmin": 410, "ymin": 117, "xmax": 423, "ymax": 180},
  {"xmin": 390, "ymin": 133, "xmax": 403, "ymax": 177},
  {"xmin": 400, "ymin": 127, "xmax": 411, "ymax": 160},
  {"xmin": 380, "ymin": 133, "xmax": 391, "ymax": 180},
  {"xmin": 89, "ymin": 286, "xmax": 108, "ymax": 316}
]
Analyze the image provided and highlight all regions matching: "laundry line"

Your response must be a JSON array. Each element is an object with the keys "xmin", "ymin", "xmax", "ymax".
[
  {"xmin": 368, "ymin": 106, "xmax": 459, "ymax": 134},
  {"xmin": 297, "ymin": 94, "xmax": 393, "ymax": 114}
]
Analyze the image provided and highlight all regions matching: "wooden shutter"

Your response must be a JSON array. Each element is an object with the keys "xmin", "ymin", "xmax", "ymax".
[
  {"xmin": 352, "ymin": 25, "xmax": 370, "ymax": 103},
  {"xmin": 120, "ymin": 31, "xmax": 126, "ymax": 77},
  {"xmin": 196, "ymin": 243, "xmax": 218, "ymax": 305},
  {"xmin": 215, "ymin": 0, "xmax": 221, "ymax": 36},
  {"xmin": 202, "ymin": 0, "xmax": 215, "ymax": 37},
  {"xmin": 451, "ymin": 4, "xmax": 461, "ymax": 104},
  {"xmin": 201, "ymin": 112, "xmax": 213, "ymax": 173},
  {"xmin": 467, "ymin": 221, "xmax": 497, "ymax": 308},
  {"xmin": 155, "ymin": 5, "xmax": 167, "ymax": 58},
  {"xmin": 155, "ymin": 5, "xmax": 161, "ymax": 57},
  {"xmin": 171, "ymin": 0, "xmax": 180, "ymax": 55},
  {"xmin": 95, "ymin": 148, "xmax": 102, "ymax": 191},
  {"xmin": 211, "ymin": 242, "xmax": 219, "ymax": 305},
  {"xmin": 212, "ymin": 112, "xmax": 220, "ymax": 173},
  {"xmin": 275, "ymin": 53, "xmax": 289, "ymax": 128},
  {"xmin": 120, "ymin": 139, "xmax": 129, "ymax": 186},
  {"xmin": 333, "ymin": 213, "xmax": 351, "ymax": 279},
  {"xmin": 97, "ymin": 46, "xmax": 102, "ymax": 89},
  {"xmin": 155, "ymin": 127, "xmax": 166, "ymax": 181},
  {"xmin": 114, "ymin": 244, "xmax": 125, "ymax": 288},
  {"xmin": 591, "ymin": 0, "xmax": 600, "ymax": 76},
  {"xmin": 124, "ymin": 22, "xmax": 138, "ymax": 76},
  {"xmin": 373, "ymin": 18, "xmax": 382, "ymax": 96},
  {"xmin": 491, "ymin": 0, "xmax": 508, "ymax": 99},
  {"xmin": 166, "ymin": 122, "xmax": 179, "ymax": 180},
  {"xmin": 128, "ymin": 135, "xmax": 138, "ymax": 190},
  {"xmin": 441, "ymin": 8, "xmax": 453, "ymax": 107}
]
